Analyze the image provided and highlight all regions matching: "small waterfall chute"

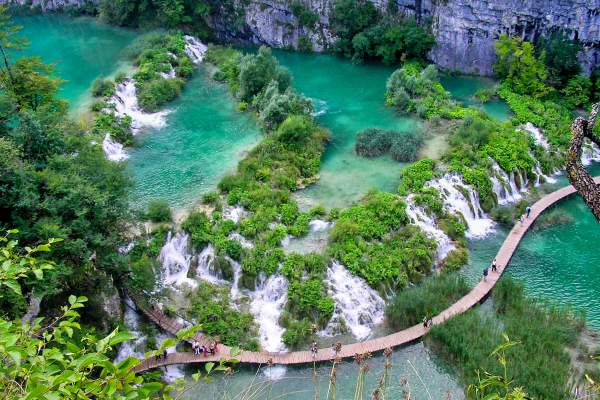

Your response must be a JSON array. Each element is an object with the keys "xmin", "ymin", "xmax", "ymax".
[
  {"xmin": 321, "ymin": 262, "xmax": 385, "ymax": 340},
  {"xmin": 102, "ymin": 134, "xmax": 128, "ymax": 162},
  {"xmin": 522, "ymin": 122, "xmax": 550, "ymax": 149},
  {"xmin": 115, "ymin": 297, "xmax": 145, "ymax": 363},
  {"xmin": 109, "ymin": 79, "xmax": 170, "ymax": 133},
  {"xmin": 158, "ymin": 231, "xmax": 197, "ymax": 289},
  {"xmin": 196, "ymin": 244, "xmax": 228, "ymax": 285},
  {"xmin": 426, "ymin": 174, "xmax": 494, "ymax": 238},
  {"xmin": 405, "ymin": 197, "xmax": 455, "ymax": 263},
  {"xmin": 184, "ymin": 35, "xmax": 208, "ymax": 65},
  {"xmin": 249, "ymin": 274, "xmax": 288, "ymax": 353}
]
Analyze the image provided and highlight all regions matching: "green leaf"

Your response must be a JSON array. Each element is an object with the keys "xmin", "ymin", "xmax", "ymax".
[
  {"xmin": 68, "ymin": 295, "xmax": 76, "ymax": 305},
  {"xmin": 33, "ymin": 269, "xmax": 43, "ymax": 279},
  {"xmin": 205, "ymin": 362, "xmax": 215, "ymax": 373},
  {"xmin": 8, "ymin": 350, "xmax": 21, "ymax": 366},
  {"xmin": 108, "ymin": 331, "xmax": 136, "ymax": 346},
  {"xmin": 4, "ymin": 279, "xmax": 21, "ymax": 295}
]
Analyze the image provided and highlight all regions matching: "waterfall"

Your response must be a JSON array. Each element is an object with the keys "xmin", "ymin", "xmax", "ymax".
[
  {"xmin": 184, "ymin": 35, "xmax": 208, "ymax": 65},
  {"xmin": 226, "ymin": 257, "xmax": 243, "ymax": 300},
  {"xmin": 118, "ymin": 241, "xmax": 135, "ymax": 255},
  {"xmin": 522, "ymin": 122, "xmax": 550, "ymax": 149},
  {"xmin": 321, "ymin": 262, "xmax": 385, "ymax": 340},
  {"xmin": 196, "ymin": 244, "xmax": 228, "ymax": 285},
  {"xmin": 158, "ymin": 68, "xmax": 176, "ymax": 79},
  {"xmin": 249, "ymin": 274, "xmax": 288, "ymax": 352},
  {"xmin": 102, "ymin": 134, "xmax": 128, "ymax": 162},
  {"xmin": 309, "ymin": 219, "xmax": 333, "ymax": 232},
  {"xmin": 222, "ymin": 205, "xmax": 246, "ymax": 223},
  {"xmin": 581, "ymin": 141, "xmax": 600, "ymax": 165},
  {"xmin": 405, "ymin": 197, "xmax": 455, "ymax": 263},
  {"xmin": 115, "ymin": 297, "xmax": 146, "ymax": 363},
  {"xmin": 109, "ymin": 79, "xmax": 170, "ymax": 133},
  {"xmin": 158, "ymin": 231, "xmax": 197, "ymax": 289},
  {"xmin": 528, "ymin": 151, "xmax": 557, "ymax": 186},
  {"xmin": 228, "ymin": 232, "xmax": 254, "ymax": 249},
  {"xmin": 427, "ymin": 174, "xmax": 494, "ymax": 238},
  {"xmin": 489, "ymin": 160, "xmax": 523, "ymax": 205}
]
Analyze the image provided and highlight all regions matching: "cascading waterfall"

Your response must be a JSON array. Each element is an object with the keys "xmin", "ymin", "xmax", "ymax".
[
  {"xmin": 109, "ymin": 79, "xmax": 171, "ymax": 133},
  {"xmin": 226, "ymin": 257, "xmax": 243, "ymax": 300},
  {"xmin": 195, "ymin": 244, "xmax": 228, "ymax": 285},
  {"xmin": 228, "ymin": 232, "xmax": 254, "ymax": 249},
  {"xmin": 158, "ymin": 231, "xmax": 197, "ymax": 289},
  {"xmin": 250, "ymin": 274, "xmax": 288, "ymax": 352},
  {"xmin": 102, "ymin": 134, "xmax": 128, "ymax": 162},
  {"xmin": 309, "ymin": 219, "xmax": 333, "ymax": 232},
  {"xmin": 405, "ymin": 197, "xmax": 455, "ymax": 263},
  {"xmin": 222, "ymin": 206, "xmax": 246, "ymax": 223},
  {"xmin": 581, "ymin": 141, "xmax": 600, "ymax": 165},
  {"xmin": 321, "ymin": 262, "xmax": 385, "ymax": 340},
  {"xmin": 427, "ymin": 174, "xmax": 494, "ymax": 238},
  {"xmin": 522, "ymin": 122, "xmax": 550, "ymax": 149},
  {"xmin": 528, "ymin": 151, "xmax": 557, "ymax": 186},
  {"xmin": 115, "ymin": 297, "xmax": 146, "ymax": 363},
  {"xmin": 490, "ymin": 161, "xmax": 521, "ymax": 205},
  {"xmin": 184, "ymin": 35, "xmax": 208, "ymax": 64}
]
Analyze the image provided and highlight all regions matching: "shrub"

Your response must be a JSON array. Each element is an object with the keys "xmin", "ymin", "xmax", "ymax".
[
  {"xmin": 92, "ymin": 112, "xmax": 133, "ymax": 145},
  {"xmin": 91, "ymin": 77, "xmax": 115, "ymax": 98},
  {"xmin": 282, "ymin": 318, "xmax": 312, "ymax": 348},
  {"xmin": 389, "ymin": 130, "xmax": 424, "ymax": 162},
  {"xmin": 442, "ymin": 247, "xmax": 468, "ymax": 271},
  {"xmin": 136, "ymin": 77, "xmax": 183, "ymax": 112},
  {"xmin": 239, "ymin": 46, "xmax": 291, "ymax": 102},
  {"xmin": 385, "ymin": 273, "xmax": 470, "ymax": 330},
  {"xmin": 146, "ymin": 200, "xmax": 171, "ymax": 223},
  {"xmin": 355, "ymin": 128, "xmax": 392, "ymax": 157},
  {"xmin": 398, "ymin": 158, "xmax": 436, "ymax": 195},
  {"xmin": 182, "ymin": 211, "xmax": 213, "ymax": 249}
]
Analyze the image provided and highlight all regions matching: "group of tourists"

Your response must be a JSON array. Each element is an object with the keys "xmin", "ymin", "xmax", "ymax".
[
  {"xmin": 422, "ymin": 316, "xmax": 433, "ymax": 328},
  {"xmin": 519, "ymin": 206, "xmax": 532, "ymax": 224},
  {"xmin": 154, "ymin": 350, "xmax": 168, "ymax": 361},
  {"xmin": 191, "ymin": 340, "xmax": 218, "ymax": 357}
]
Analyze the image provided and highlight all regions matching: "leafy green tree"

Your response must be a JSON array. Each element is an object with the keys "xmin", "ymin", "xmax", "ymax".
[
  {"xmin": 494, "ymin": 35, "xmax": 550, "ymax": 98},
  {"xmin": 536, "ymin": 31, "xmax": 582, "ymax": 88},
  {"xmin": 561, "ymin": 75, "xmax": 592, "ymax": 109},
  {"xmin": 0, "ymin": 5, "xmax": 27, "ymax": 89},
  {"xmin": 239, "ymin": 46, "xmax": 290, "ymax": 102}
]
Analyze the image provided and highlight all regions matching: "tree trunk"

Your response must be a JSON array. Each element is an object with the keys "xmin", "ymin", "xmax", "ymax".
[{"xmin": 565, "ymin": 103, "xmax": 600, "ymax": 222}]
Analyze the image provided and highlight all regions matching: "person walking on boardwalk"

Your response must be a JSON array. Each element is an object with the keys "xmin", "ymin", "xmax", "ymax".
[
  {"xmin": 526, "ymin": 206, "xmax": 532, "ymax": 218},
  {"xmin": 163, "ymin": 350, "xmax": 168, "ymax": 360},
  {"xmin": 491, "ymin": 258, "xmax": 498, "ymax": 272},
  {"xmin": 482, "ymin": 267, "xmax": 489, "ymax": 282},
  {"xmin": 310, "ymin": 342, "xmax": 318, "ymax": 358},
  {"xmin": 519, "ymin": 214, "xmax": 525, "ymax": 224}
]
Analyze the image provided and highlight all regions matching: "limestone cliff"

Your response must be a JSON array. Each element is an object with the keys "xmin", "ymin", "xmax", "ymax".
[{"xmin": 6, "ymin": 0, "xmax": 600, "ymax": 75}]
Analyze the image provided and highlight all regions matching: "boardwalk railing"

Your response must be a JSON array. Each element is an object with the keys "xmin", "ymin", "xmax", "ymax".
[{"xmin": 131, "ymin": 178, "xmax": 599, "ymax": 373}]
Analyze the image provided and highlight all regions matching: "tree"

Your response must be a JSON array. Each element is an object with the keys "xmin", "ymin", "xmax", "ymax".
[
  {"xmin": 494, "ymin": 35, "xmax": 550, "ymax": 98},
  {"xmin": 561, "ymin": 75, "xmax": 592, "ymax": 109},
  {"xmin": 0, "ymin": 5, "xmax": 27, "ymax": 89},
  {"xmin": 536, "ymin": 31, "xmax": 582, "ymax": 88},
  {"xmin": 566, "ymin": 103, "xmax": 600, "ymax": 221}
]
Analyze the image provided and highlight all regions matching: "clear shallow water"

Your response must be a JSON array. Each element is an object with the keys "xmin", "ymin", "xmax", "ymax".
[
  {"xmin": 462, "ymin": 164, "xmax": 600, "ymax": 329},
  {"xmin": 126, "ymin": 68, "xmax": 261, "ymax": 209},
  {"xmin": 182, "ymin": 342, "xmax": 463, "ymax": 400},
  {"xmin": 440, "ymin": 75, "xmax": 512, "ymax": 120},
  {"xmin": 273, "ymin": 51, "xmax": 419, "ymax": 210},
  {"xmin": 15, "ymin": 15, "xmax": 137, "ymax": 109}
]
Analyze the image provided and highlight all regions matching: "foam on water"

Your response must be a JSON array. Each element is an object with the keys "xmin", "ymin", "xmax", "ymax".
[
  {"xmin": 309, "ymin": 219, "xmax": 333, "ymax": 232},
  {"xmin": 109, "ymin": 79, "xmax": 170, "ymax": 133},
  {"xmin": 158, "ymin": 231, "xmax": 197, "ymax": 289},
  {"xmin": 522, "ymin": 122, "xmax": 550, "ymax": 149},
  {"xmin": 102, "ymin": 134, "xmax": 128, "ymax": 162},
  {"xmin": 427, "ymin": 174, "xmax": 494, "ymax": 238},
  {"xmin": 405, "ymin": 196, "xmax": 455, "ymax": 263},
  {"xmin": 321, "ymin": 262, "xmax": 385, "ymax": 340}
]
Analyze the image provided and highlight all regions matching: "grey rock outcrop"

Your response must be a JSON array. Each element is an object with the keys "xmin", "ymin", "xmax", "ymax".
[{"xmin": 2, "ymin": 0, "xmax": 96, "ymax": 11}]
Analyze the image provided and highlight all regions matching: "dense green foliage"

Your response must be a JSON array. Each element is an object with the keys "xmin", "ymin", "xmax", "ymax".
[
  {"xmin": 385, "ymin": 273, "xmax": 470, "ymax": 330},
  {"xmin": 328, "ymin": 192, "xmax": 436, "ymax": 288},
  {"xmin": 188, "ymin": 282, "xmax": 259, "ymax": 350},
  {"xmin": 398, "ymin": 159, "xmax": 437, "ymax": 195},
  {"xmin": 386, "ymin": 63, "xmax": 464, "ymax": 119},
  {"xmin": 0, "ymin": 23, "xmax": 133, "ymax": 321},
  {"xmin": 355, "ymin": 127, "xmax": 423, "ymax": 162},
  {"xmin": 535, "ymin": 31, "xmax": 583, "ymax": 89},
  {"xmin": 330, "ymin": 0, "xmax": 434, "ymax": 64},
  {"xmin": 146, "ymin": 200, "xmax": 172, "ymax": 223},
  {"xmin": 430, "ymin": 276, "xmax": 583, "ymax": 400}
]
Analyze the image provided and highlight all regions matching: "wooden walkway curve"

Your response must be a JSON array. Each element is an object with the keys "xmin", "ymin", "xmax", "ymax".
[{"xmin": 132, "ymin": 178, "xmax": 600, "ymax": 373}]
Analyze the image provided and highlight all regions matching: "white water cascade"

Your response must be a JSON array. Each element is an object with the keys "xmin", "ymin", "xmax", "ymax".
[
  {"xmin": 184, "ymin": 35, "xmax": 208, "ymax": 65},
  {"xmin": 228, "ymin": 232, "xmax": 254, "ymax": 249},
  {"xmin": 115, "ymin": 297, "xmax": 145, "ymax": 363},
  {"xmin": 109, "ymin": 79, "xmax": 171, "ymax": 133},
  {"xmin": 522, "ymin": 122, "xmax": 550, "ymax": 149},
  {"xmin": 427, "ymin": 174, "xmax": 494, "ymax": 238},
  {"xmin": 309, "ymin": 219, "xmax": 333, "ymax": 232},
  {"xmin": 405, "ymin": 197, "xmax": 455, "ymax": 263},
  {"xmin": 158, "ymin": 231, "xmax": 197, "ymax": 289},
  {"xmin": 227, "ymin": 257, "xmax": 243, "ymax": 300},
  {"xmin": 156, "ymin": 333, "xmax": 185, "ymax": 382},
  {"xmin": 321, "ymin": 262, "xmax": 385, "ymax": 340},
  {"xmin": 102, "ymin": 134, "xmax": 128, "ymax": 162},
  {"xmin": 490, "ymin": 161, "xmax": 522, "ymax": 205},
  {"xmin": 222, "ymin": 205, "xmax": 246, "ymax": 224},
  {"xmin": 250, "ymin": 274, "xmax": 288, "ymax": 352},
  {"xmin": 195, "ymin": 244, "xmax": 227, "ymax": 285},
  {"xmin": 581, "ymin": 141, "xmax": 600, "ymax": 165}
]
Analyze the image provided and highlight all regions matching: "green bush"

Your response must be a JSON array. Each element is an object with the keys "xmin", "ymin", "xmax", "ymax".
[
  {"xmin": 355, "ymin": 128, "xmax": 392, "ymax": 157},
  {"xmin": 92, "ymin": 112, "xmax": 133, "ymax": 145},
  {"xmin": 442, "ymin": 247, "xmax": 468, "ymax": 271},
  {"xmin": 385, "ymin": 273, "xmax": 470, "ymax": 330},
  {"xmin": 136, "ymin": 77, "xmax": 183, "ymax": 112},
  {"xmin": 146, "ymin": 200, "xmax": 172, "ymax": 223},
  {"xmin": 181, "ymin": 211, "xmax": 213, "ymax": 249},
  {"xmin": 398, "ymin": 158, "xmax": 436, "ymax": 195},
  {"xmin": 91, "ymin": 77, "xmax": 115, "ymax": 98},
  {"xmin": 389, "ymin": 130, "xmax": 423, "ymax": 162},
  {"xmin": 282, "ymin": 318, "xmax": 312, "ymax": 348}
]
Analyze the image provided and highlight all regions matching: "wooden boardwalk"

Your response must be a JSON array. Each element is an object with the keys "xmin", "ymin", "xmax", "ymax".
[{"xmin": 132, "ymin": 178, "xmax": 600, "ymax": 373}]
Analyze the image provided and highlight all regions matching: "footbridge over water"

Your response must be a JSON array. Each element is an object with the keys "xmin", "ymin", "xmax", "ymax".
[{"xmin": 131, "ymin": 178, "xmax": 600, "ymax": 373}]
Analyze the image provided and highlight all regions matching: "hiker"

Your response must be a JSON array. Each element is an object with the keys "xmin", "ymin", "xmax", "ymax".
[
  {"xmin": 201, "ymin": 345, "xmax": 207, "ymax": 357},
  {"xmin": 423, "ymin": 316, "xmax": 428, "ymax": 328},
  {"xmin": 482, "ymin": 267, "xmax": 489, "ymax": 282},
  {"xmin": 491, "ymin": 258, "xmax": 498, "ymax": 272},
  {"xmin": 428, "ymin": 318, "xmax": 433, "ymax": 328},
  {"xmin": 519, "ymin": 214, "xmax": 525, "ymax": 224},
  {"xmin": 193, "ymin": 340, "xmax": 201, "ymax": 355},
  {"xmin": 331, "ymin": 343, "xmax": 337, "ymax": 355},
  {"xmin": 163, "ymin": 350, "xmax": 168, "ymax": 360},
  {"xmin": 310, "ymin": 342, "xmax": 318, "ymax": 358},
  {"xmin": 526, "ymin": 206, "xmax": 532, "ymax": 218},
  {"xmin": 209, "ymin": 342, "xmax": 215, "ymax": 356}
]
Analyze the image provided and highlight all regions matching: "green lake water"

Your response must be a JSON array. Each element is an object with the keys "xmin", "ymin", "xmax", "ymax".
[
  {"xmin": 126, "ymin": 68, "xmax": 261, "ymax": 209},
  {"xmin": 440, "ymin": 75, "xmax": 512, "ymax": 120},
  {"xmin": 14, "ymin": 15, "xmax": 137, "ymax": 110}
]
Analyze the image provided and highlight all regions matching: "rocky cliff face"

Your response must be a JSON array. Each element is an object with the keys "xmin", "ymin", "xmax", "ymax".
[
  {"xmin": 209, "ymin": 0, "xmax": 600, "ymax": 75},
  {"xmin": 7, "ymin": 0, "xmax": 600, "ymax": 74},
  {"xmin": 2, "ymin": 0, "xmax": 96, "ymax": 11}
]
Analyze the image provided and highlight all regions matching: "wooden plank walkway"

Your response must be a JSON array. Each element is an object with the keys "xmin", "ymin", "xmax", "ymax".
[{"xmin": 132, "ymin": 178, "xmax": 600, "ymax": 373}]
